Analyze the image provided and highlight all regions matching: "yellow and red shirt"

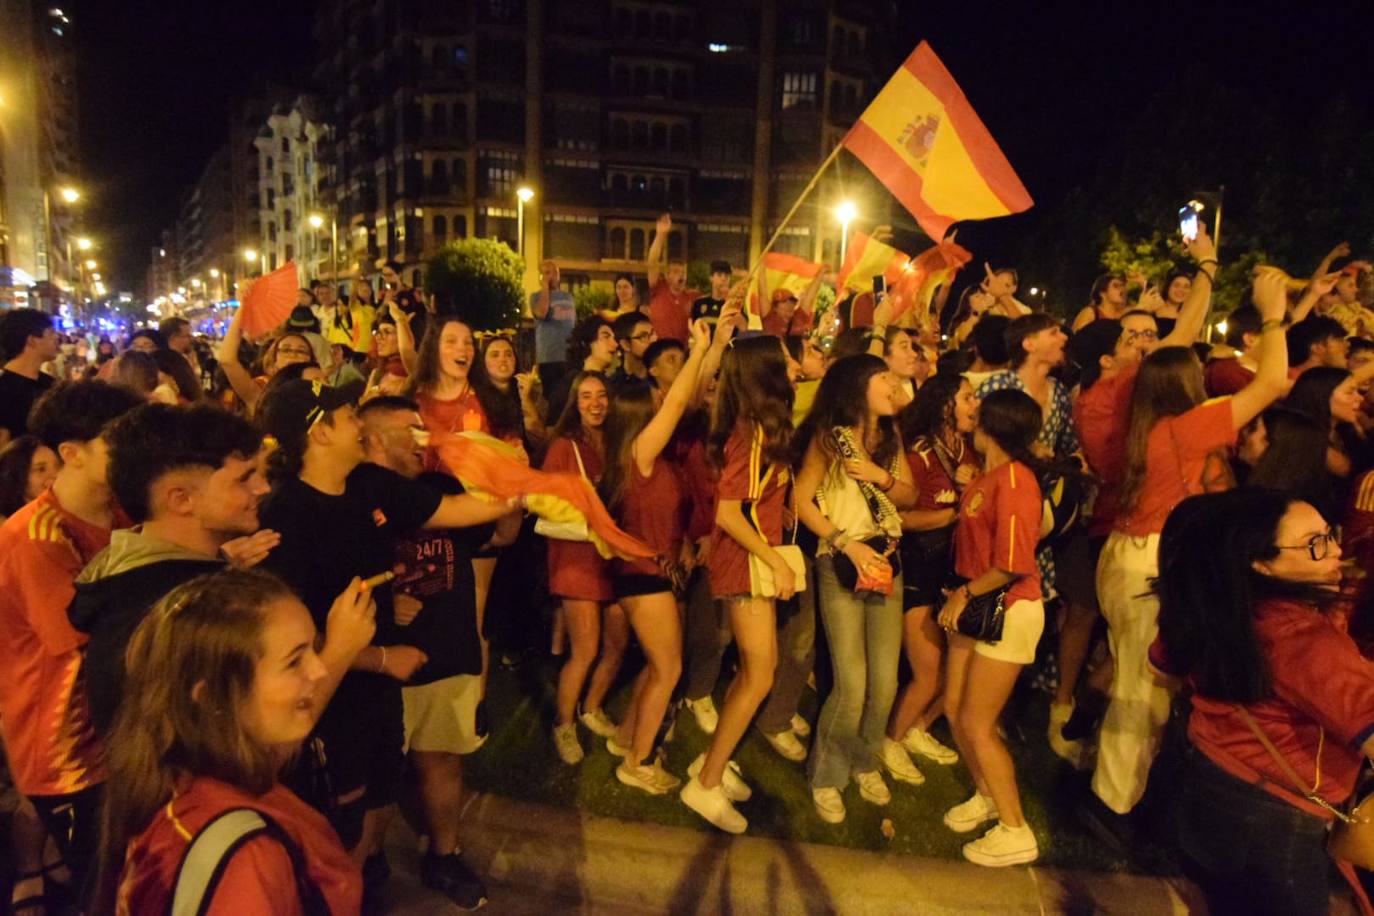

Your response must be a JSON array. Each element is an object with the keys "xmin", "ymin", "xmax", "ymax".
[
  {"xmin": 0, "ymin": 489, "xmax": 111, "ymax": 796},
  {"xmin": 954, "ymin": 460, "xmax": 1042, "ymax": 605}
]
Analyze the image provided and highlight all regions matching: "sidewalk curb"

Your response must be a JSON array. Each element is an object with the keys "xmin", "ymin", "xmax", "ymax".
[{"xmin": 450, "ymin": 792, "xmax": 1209, "ymax": 915}]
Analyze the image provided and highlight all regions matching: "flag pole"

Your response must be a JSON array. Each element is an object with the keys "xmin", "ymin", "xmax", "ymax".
[{"xmin": 740, "ymin": 141, "xmax": 847, "ymax": 320}]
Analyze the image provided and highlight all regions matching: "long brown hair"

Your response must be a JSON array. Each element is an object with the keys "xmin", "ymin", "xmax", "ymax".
[
  {"xmin": 551, "ymin": 370, "xmax": 609, "ymax": 441},
  {"xmin": 707, "ymin": 335, "xmax": 794, "ymax": 471},
  {"xmin": 1118, "ymin": 346, "xmax": 1205, "ymax": 516},
  {"xmin": 598, "ymin": 379, "xmax": 655, "ymax": 512},
  {"xmin": 407, "ymin": 318, "xmax": 520, "ymax": 437},
  {"xmin": 93, "ymin": 570, "xmax": 299, "ymax": 914}
]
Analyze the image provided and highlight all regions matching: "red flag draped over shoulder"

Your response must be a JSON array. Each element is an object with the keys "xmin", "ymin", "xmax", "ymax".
[
  {"xmin": 841, "ymin": 42, "xmax": 1032, "ymax": 240},
  {"xmin": 238, "ymin": 261, "xmax": 300, "ymax": 337},
  {"xmin": 435, "ymin": 431, "xmax": 655, "ymax": 561}
]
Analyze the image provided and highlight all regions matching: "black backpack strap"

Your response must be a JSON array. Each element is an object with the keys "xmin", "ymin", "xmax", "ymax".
[{"xmin": 170, "ymin": 807, "xmax": 330, "ymax": 916}]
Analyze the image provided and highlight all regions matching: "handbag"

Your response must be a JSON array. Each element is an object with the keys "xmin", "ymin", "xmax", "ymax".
[
  {"xmin": 744, "ymin": 426, "xmax": 808, "ymax": 598},
  {"xmin": 942, "ymin": 578, "xmax": 1012, "ymax": 642},
  {"xmin": 1237, "ymin": 708, "xmax": 1374, "ymax": 869},
  {"xmin": 534, "ymin": 441, "xmax": 591, "ymax": 542},
  {"xmin": 833, "ymin": 535, "xmax": 901, "ymax": 595}
]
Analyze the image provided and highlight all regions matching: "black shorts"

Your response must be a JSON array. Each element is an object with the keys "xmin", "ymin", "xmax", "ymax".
[
  {"xmin": 613, "ymin": 573, "xmax": 675, "ymax": 600},
  {"xmin": 315, "ymin": 673, "xmax": 405, "ymax": 808},
  {"xmin": 900, "ymin": 527, "xmax": 954, "ymax": 609}
]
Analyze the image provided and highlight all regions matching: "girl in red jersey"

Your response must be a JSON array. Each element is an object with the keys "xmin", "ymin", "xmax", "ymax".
[
  {"xmin": 680, "ymin": 334, "xmax": 797, "ymax": 834},
  {"xmin": 544, "ymin": 371, "xmax": 631, "ymax": 763},
  {"xmin": 95, "ymin": 569, "xmax": 376, "ymax": 916},
  {"xmin": 598, "ymin": 320, "xmax": 713, "ymax": 794}
]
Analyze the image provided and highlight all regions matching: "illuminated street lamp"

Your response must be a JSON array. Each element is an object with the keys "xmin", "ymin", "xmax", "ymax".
[
  {"xmin": 59, "ymin": 187, "xmax": 80, "ymax": 204},
  {"xmin": 308, "ymin": 213, "xmax": 325, "ymax": 229},
  {"xmin": 76, "ymin": 237, "xmax": 92, "ymax": 251},
  {"xmin": 515, "ymin": 186, "xmax": 534, "ymax": 256},
  {"xmin": 84, "ymin": 259, "xmax": 96, "ymax": 269},
  {"xmin": 243, "ymin": 247, "xmax": 267, "ymax": 276},
  {"xmin": 91, "ymin": 273, "xmax": 101, "ymax": 281},
  {"xmin": 835, "ymin": 200, "xmax": 857, "ymax": 264}
]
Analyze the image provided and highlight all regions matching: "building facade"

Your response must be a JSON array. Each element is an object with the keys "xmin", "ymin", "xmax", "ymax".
[
  {"xmin": 254, "ymin": 96, "xmax": 335, "ymax": 285},
  {"xmin": 311, "ymin": 0, "xmax": 896, "ymax": 291}
]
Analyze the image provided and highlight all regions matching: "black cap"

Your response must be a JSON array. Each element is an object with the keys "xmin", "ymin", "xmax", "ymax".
[
  {"xmin": 1067, "ymin": 319, "xmax": 1124, "ymax": 390},
  {"xmin": 287, "ymin": 306, "xmax": 316, "ymax": 329},
  {"xmin": 709, "ymin": 260, "xmax": 732, "ymax": 275},
  {"xmin": 260, "ymin": 378, "xmax": 365, "ymax": 445}
]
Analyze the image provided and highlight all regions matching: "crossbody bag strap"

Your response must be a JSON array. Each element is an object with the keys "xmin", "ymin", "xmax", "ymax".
[
  {"xmin": 1235, "ymin": 707, "xmax": 1343, "ymax": 820},
  {"xmin": 571, "ymin": 440, "xmax": 587, "ymax": 480},
  {"xmin": 170, "ymin": 807, "xmax": 327, "ymax": 916},
  {"xmin": 928, "ymin": 438, "xmax": 962, "ymax": 490}
]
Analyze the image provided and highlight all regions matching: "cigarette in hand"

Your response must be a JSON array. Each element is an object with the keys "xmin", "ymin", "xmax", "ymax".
[{"xmin": 361, "ymin": 570, "xmax": 396, "ymax": 591}]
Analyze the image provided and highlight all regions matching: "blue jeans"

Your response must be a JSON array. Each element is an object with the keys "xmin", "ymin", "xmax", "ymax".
[{"xmin": 809, "ymin": 553, "xmax": 904, "ymax": 790}]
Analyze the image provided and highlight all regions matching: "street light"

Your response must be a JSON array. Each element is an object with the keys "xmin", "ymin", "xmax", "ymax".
[
  {"xmin": 515, "ymin": 186, "xmax": 534, "ymax": 256},
  {"xmin": 243, "ymin": 247, "xmax": 267, "ymax": 276},
  {"xmin": 91, "ymin": 273, "xmax": 101, "ymax": 281},
  {"xmin": 84, "ymin": 259, "xmax": 96, "ymax": 269},
  {"xmin": 59, "ymin": 187, "xmax": 80, "ymax": 204},
  {"xmin": 76, "ymin": 237, "xmax": 91, "ymax": 251},
  {"xmin": 835, "ymin": 200, "xmax": 857, "ymax": 264},
  {"xmin": 308, "ymin": 213, "xmax": 325, "ymax": 229}
]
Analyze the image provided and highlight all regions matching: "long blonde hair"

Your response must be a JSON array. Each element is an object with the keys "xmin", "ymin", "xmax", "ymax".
[{"xmin": 94, "ymin": 570, "xmax": 298, "ymax": 913}]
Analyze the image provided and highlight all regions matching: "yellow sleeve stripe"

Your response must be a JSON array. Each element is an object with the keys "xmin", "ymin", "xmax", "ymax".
[
  {"xmin": 1357, "ymin": 473, "xmax": 1374, "ymax": 512},
  {"xmin": 1007, "ymin": 515, "xmax": 1017, "ymax": 568}
]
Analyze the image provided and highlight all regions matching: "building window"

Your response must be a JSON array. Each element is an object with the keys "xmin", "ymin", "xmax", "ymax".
[
  {"xmin": 781, "ymin": 72, "xmax": 817, "ymax": 109},
  {"xmin": 669, "ymin": 123, "xmax": 687, "ymax": 152},
  {"xmin": 607, "ymin": 226, "xmax": 626, "ymax": 259},
  {"xmin": 454, "ymin": 45, "xmax": 468, "ymax": 67},
  {"xmin": 431, "ymin": 103, "xmax": 449, "ymax": 137},
  {"xmin": 453, "ymin": 158, "xmax": 467, "ymax": 187},
  {"xmin": 268, "ymin": 221, "xmax": 277, "ymax": 242},
  {"xmin": 281, "ymin": 137, "xmax": 291, "ymax": 152},
  {"xmin": 285, "ymin": 243, "xmax": 294, "ymax": 262},
  {"xmin": 432, "ymin": 44, "xmax": 447, "ymax": 70},
  {"xmin": 432, "ymin": 159, "xmax": 449, "ymax": 192},
  {"xmin": 284, "ymin": 210, "xmax": 294, "ymax": 231},
  {"xmin": 480, "ymin": 149, "xmax": 520, "ymax": 196},
  {"xmin": 434, "ymin": 215, "xmax": 448, "ymax": 238},
  {"xmin": 266, "ymin": 188, "xmax": 276, "ymax": 210},
  {"xmin": 628, "ymin": 228, "xmax": 646, "ymax": 260},
  {"xmin": 266, "ymin": 156, "xmax": 274, "ymax": 172},
  {"xmin": 651, "ymin": 123, "xmax": 667, "ymax": 151}
]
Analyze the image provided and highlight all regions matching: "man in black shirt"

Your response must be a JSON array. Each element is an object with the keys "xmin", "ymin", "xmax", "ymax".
[
  {"xmin": 610, "ymin": 311, "xmax": 656, "ymax": 389},
  {"xmin": 359, "ymin": 396, "xmax": 490, "ymax": 909},
  {"xmin": 257, "ymin": 378, "xmax": 518, "ymax": 893},
  {"xmin": 690, "ymin": 259, "xmax": 733, "ymax": 327},
  {"xmin": 0, "ymin": 309, "xmax": 59, "ymax": 446},
  {"xmin": 69, "ymin": 403, "xmax": 277, "ymax": 733}
]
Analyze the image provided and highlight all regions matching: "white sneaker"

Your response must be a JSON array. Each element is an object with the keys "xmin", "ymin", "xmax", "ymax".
[
  {"xmin": 812, "ymin": 786, "xmax": 846, "ymax": 824},
  {"xmin": 606, "ymin": 735, "xmax": 631, "ymax": 757},
  {"xmin": 616, "ymin": 760, "xmax": 681, "ymax": 795},
  {"xmin": 944, "ymin": 793, "xmax": 999, "ymax": 833},
  {"xmin": 683, "ymin": 695, "xmax": 719, "ymax": 735},
  {"xmin": 687, "ymin": 753, "xmax": 752, "ymax": 802},
  {"xmin": 579, "ymin": 707, "xmax": 618, "ymax": 738},
  {"xmin": 962, "ymin": 822, "xmax": 1039, "ymax": 867},
  {"xmin": 880, "ymin": 739, "xmax": 926, "ymax": 786},
  {"xmin": 1048, "ymin": 701, "xmax": 1087, "ymax": 769},
  {"xmin": 901, "ymin": 726, "xmax": 959, "ymax": 765},
  {"xmin": 856, "ymin": 770, "xmax": 891, "ymax": 806},
  {"xmin": 553, "ymin": 723, "xmax": 583, "ymax": 765},
  {"xmin": 761, "ymin": 728, "xmax": 808, "ymax": 762},
  {"xmin": 681, "ymin": 776, "xmax": 747, "ymax": 834},
  {"xmin": 791, "ymin": 713, "xmax": 811, "ymax": 738}
]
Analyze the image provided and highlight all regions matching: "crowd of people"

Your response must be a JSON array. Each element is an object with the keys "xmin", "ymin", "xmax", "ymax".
[{"xmin": 2, "ymin": 222, "xmax": 1374, "ymax": 916}]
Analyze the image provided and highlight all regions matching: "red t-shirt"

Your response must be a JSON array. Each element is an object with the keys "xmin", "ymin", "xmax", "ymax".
[
  {"xmin": 954, "ymin": 461, "xmax": 1043, "ymax": 605},
  {"xmin": 1114, "ymin": 398, "xmax": 1236, "ymax": 538},
  {"xmin": 648, "ymin": 278, "xmax": 699, "ymax": 344},
  {"xmin": 116, "ymin": 777, "xmax": 361, "ymax": 916},
  {"xmin": 0, "ymin": 490, "xmax": 110, "ymax": 796},
  {"xmin": 708, "ymin": 424, "xmax": 790, "ymax": 598},
  {"xmin": 1074, "ymin": 364, "xmax": 1137, "ymax": 537},
  {"xmin": 906, "ymin": 436, "xmax": 978, "ymax": 513},
  {"xmin": 681, "ymin": 437, "xmax": 719, "ymax": 542},
  {"xmin": 762, "ymin": 307, "xmax": 813, "ymax": 339},
  {"xmin": 418, "ymin": 388, "xmax": 493, "ymax": 473},
  {"xmin": 1344, "ymin": 470, "xmax": 1374, "ymax": 580},
  {"xmin": 611, "ymin": 455, "xmax": 689, "ymax": 579},
  {"xmin": 542, "ymin": 433, "xmax": 612, "ymax": 602},
  {"xmin": 1151, "ymin": 599, "xmax": 1374, "ymax": 815},
  {"xmin": 1204, "ymin": 357, "xmax": 1255, "ymax": 398}
]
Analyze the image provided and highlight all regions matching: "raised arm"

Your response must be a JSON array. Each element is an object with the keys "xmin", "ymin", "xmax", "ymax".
[
  {"xmin": 425, "ymin": 491, "xmax": 523, "ymax": 530},
  {"xmin": 632, "ymin": 319, "xmax": 711, "ymax": 474},
  {"xmin": 646, "ymin": 213, "xmax": 671, "ymax": 288},
  {"xmin": 1230, "ymin": 267, "xmax": 1291, "ymax": 430},
  {"xmin": 1158, "ymin": 225, "xmax": 1218, "ymax": 348},
  {"xmin": 798, "ymin": 266, "xmax": 826, "ymax": 314},
  {"xmin": 1290, "ymin": 271, "xmax": 1341, "ymax": 325},
  {"xmin": 867, "ymin": 295, "xmax": 894, "ymax": 357},
  {"xmin": 530, "ymin": 273, "xmax": 552, "ymax": 320},
  {"xmin": 388, "ymin": 302, "xmax": 419, "ymax": 376},
  {"xmin": 215, "ymin": 292, "xmax": 265, "ymax": 411},
  {"xmin": 695, "ymin": 298, "xmax": 743, "ymax": 407}
]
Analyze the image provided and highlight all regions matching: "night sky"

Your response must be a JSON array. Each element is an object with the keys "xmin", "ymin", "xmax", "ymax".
[{"xmin": 74, "ymin": 0, "xmax": 1373, "ymax": 293}]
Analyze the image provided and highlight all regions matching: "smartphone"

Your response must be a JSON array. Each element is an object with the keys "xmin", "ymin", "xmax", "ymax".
[
  {"xmin": 872, "ymin": 275, "xmax": 887, "ymax": 299},
  {"xmin": 1178, "ymin": 205, "xmax": 1199, "ymax": 243}
]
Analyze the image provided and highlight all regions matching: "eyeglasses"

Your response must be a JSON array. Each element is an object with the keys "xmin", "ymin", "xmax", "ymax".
[
  {"xmin": 1277, "ymin": 530, "xmax": 1338, "ymax": 561},
  {"xmin": 374, "ymin": 327, "xmax": 397, "ymax": 337},
  {"xmin": 630, "ymin": 330, "xmax": 658, "ymax": 343},
  {"xmin": 1124, "ymin": 329, "xmax": 1158, "ymax": 343}
]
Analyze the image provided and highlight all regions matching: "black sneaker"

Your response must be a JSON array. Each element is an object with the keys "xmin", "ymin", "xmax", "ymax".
[
  {"xmin": 421, "ymin": 851, "xmax": 489, "ymax": 910},
  {"xmin": 1075, "ymin": 792, "xmax": 1136, "ymax": 857},
  {"xmin": 361, "ymin": 849, "xmax": 391, "ymax": 912}
]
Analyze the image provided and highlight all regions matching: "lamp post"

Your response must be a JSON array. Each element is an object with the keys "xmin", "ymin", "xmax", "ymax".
[
  {"xmin": 516, "ymin": 186, "xmax": 534, "ymax": 256},
  {"xmin": 835, "ymin": 200, "xmax": 857, "ymax": 265},
  {"xmin": 243, "ymin": 247, "xmax": 266, "ymax": 276},
  {"xmin": 308, "ymin": 211, "xmax": 339, "ymax": 282},
  {"xmin": 209, "ymin": 267, "xmax": 222, "ymax": 302}
]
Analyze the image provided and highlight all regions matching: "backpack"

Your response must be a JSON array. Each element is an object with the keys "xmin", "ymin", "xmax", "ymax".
[{"xmin": 170, "ymin": 807, "xmax": 329, "ymax": 916}]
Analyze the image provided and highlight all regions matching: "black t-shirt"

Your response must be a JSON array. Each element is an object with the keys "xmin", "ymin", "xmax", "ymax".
[
  {"xmin": 258, "ymin": 463, "xmax": 443, "ymax": 644},
  {"xmin": 691, "ymin": 296, "xmax": 725, "ymax": 326},
  {"xmin": 393, "ymin": 473, "xmax": 482, "ymax": 684},
  {"xmin": 0, "ymin": 370, "xmax": 54, "ymax": 438}
]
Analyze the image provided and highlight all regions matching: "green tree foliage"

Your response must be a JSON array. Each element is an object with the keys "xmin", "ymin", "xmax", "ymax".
[
  {"xmin": 573, "ymin": 282, "xmax": 615, "ymax": 320},
  {"xmin": 425, "ymin": 238, "xmax": 523, "ymax": 331},
  {"xmin": 1099, "ymin": 226, "xmax": 1268, "ymax": 314}
]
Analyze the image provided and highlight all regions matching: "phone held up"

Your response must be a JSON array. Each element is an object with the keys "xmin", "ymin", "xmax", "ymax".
[{"xmin": 1178, "ymin": 202, "xmax": 1201, "ymax": 243}]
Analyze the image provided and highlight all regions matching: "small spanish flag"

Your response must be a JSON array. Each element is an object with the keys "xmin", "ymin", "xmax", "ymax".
[
  {"xmin": 842, "ymin": 42, "xmax": 1032, "ymax": 241},
  {"xmin": 750, "ymin": 252, "xmax": 823, "ymax": 309},
  {"xmin": 836, "ymin": 231, "xmax": 909, "ymax": 295}
]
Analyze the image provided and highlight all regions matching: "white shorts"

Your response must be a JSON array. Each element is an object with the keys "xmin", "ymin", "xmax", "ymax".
[
  {"xmin": 402, "ymin": 674, "xmax": 484, "ymax": 756},
  {"xmin": 974, "ymin": 598, "xmax": 1045, "ymax": 665}
]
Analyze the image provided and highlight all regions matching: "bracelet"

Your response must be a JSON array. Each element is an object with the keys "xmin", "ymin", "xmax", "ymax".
[
  {"xmin": 376, "ymin": 646, "xmax": 388, "ymax": 673},
  {"xmin": 1260, "ymin": 319, "xmax": 1284, "ymax": 333},
  {"xmin": 1197, "ymin": 259, "xmax": 1219, "ymax": 268},
  {"xmin": 1196, "ymin": 268, "xmax": 1216, "ymax": 285},
  {"xmin": 878, "ymin": 470, "xmax": 896, "ymax": 492}
]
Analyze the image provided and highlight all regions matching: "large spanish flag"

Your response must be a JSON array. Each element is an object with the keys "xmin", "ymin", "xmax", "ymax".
[{"xmin": 842, "ymin": 43, "xmax": 1032, "ymax": 240}]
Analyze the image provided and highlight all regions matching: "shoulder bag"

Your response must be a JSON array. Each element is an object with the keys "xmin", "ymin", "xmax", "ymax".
[
  {"xmin": 534, "ymin": 440, "xmax": 591, "ymax": 542},
  {"xmin": 746, "ymin": 425, "xmax": 807, "ymax": 598}
]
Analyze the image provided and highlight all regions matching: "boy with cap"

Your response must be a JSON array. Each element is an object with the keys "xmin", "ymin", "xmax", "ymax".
[{"xmin": 256, "ymin": 378, "xmax": 521, "ymax": 897}]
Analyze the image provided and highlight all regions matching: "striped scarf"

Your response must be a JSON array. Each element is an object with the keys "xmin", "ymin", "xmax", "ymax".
[{"xmin": 832, "ymin": 426, "xmax": 901, "ymax": 535}]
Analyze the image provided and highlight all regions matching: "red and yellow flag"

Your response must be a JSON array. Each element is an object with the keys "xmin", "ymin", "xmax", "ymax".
[
  {"xmin": 894, "ymin": 239, "xmax": 972, "ymax": 318},
  {"xmin": 836, "ymin": 231, "xmax": 909, "ymax": 294},
  {"xmin": 750, "ymin": 252, "xmax": 823, "ymax": 310},
  {"xmin": 842, "ymin": 42, "xmax": 1032, "ymax": 241}
]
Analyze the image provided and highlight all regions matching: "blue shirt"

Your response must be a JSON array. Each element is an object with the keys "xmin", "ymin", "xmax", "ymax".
[{"xmin": 531, "ymin": 289, "xmax": 576, "ymax": 364}]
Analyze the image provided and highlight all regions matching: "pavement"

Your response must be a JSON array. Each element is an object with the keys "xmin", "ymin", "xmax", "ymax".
[{"xmin": 374, "ymin": 792, "xmax": 1239, "ymax": 916}]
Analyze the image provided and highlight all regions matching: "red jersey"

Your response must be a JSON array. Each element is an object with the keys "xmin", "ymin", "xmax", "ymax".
[
  {"xmin": 762, "ymin": 308, "xmax": 813, "ymax": 338},
  {"xmin": 543, "ymin": 433, "xmax": 612, "ymax": 602},
  {"xmin": 709, "ymin": 424, "xmax": 790, "ymax": 598},
  {"xmin": 1074, "ymin": 364, "xmax": 1137, "ymax": 537},
  {"xmin": 1204, "ymin": 357, "xmax": 1255, "ymax": 398},
  {"xmin": 1345, "ymin": 470, "xmax": 1374, "ymax": 580},
  {"xmin": 906, "ymin": 435, "xmax": 978, "ymax": 513},
  {"xmin": 419, "ymin": 387, "xmax": 493, "ymax": 473},
  {"xmin": 611, "ymin": 455, "xmax": 689, "ymax": 579},
  {"xmin": 1151, "ymin": 599, "xmax": 1374, "ymax": 815},
  {"xmin": 648, "ymin": 278, "xmax": 698, "ymax": 343},
  {"xmin": 1114, "ymin": 398, "xmax": 1235, "ymax": 538},
  {"xmin": 0, "ymin": 490, "xmax": 110, "ymax": 796},
  {"xmin": 954, "ymin": 461, "xmax": 1042, "ymax": 605},
  {"xmin": 681, "ymin": 437, "xmax": 719, "ymax": 542},
  {"xmin": 116, "ymin": 777, "xmax": 361, "ymax": 916}
]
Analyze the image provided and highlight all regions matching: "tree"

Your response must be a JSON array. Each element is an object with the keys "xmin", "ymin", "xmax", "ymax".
[
  {"xmin": 573, "ymin": 282, "xmax": 614, "ymax": 320},
  {"xmin": 425, "ymin": 238, "xmax": 523, "ymax": 331}
]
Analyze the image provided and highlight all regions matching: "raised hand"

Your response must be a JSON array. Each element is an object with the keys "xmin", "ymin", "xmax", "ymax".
[
  {"xmin": 689, "ymin": 318, "xmax": 711, "ymax": 351},
  {"xmin": 220, "ymin": 529, "xmax": 281, "ymax": 569},
  {"xmin": 655, "ymin": 212, "xmax": 673, "ymax": 235},
  {"xmin": 1252, "ymin": 267, "xmax": 1289, "ymax": 321},
  {"xmin": 1184, "ymin": 223, "xmax": 1217, "ymax": 264}
]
